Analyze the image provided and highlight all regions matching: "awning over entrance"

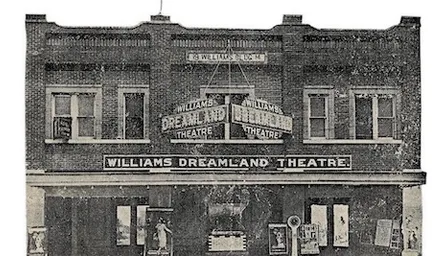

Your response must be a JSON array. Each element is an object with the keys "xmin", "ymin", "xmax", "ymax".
[{"xmin": 27, "ymin": 170, "xmax": 426, "ymax": 187}]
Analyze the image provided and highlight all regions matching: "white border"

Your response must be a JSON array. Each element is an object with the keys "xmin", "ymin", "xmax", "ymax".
[{"xmin": 4, "ymin": 1, "xmax": 447, "ymax": 255}]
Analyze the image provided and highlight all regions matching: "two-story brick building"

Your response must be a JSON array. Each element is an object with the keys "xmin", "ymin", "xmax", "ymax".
[{"xmin": 26, "ymin": 13, "xmax": 425, "ymax": 256}]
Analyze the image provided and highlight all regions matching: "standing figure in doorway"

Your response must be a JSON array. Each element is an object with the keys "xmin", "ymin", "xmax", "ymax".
[{"xmin": 155, "ymin": 217, "xmax": 172, "ymax": 254}]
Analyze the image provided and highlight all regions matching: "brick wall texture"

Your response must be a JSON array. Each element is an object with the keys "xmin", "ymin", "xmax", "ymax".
[{"xmin": 25, "ymin": 16, "xmax": 421, "ymax": 172}]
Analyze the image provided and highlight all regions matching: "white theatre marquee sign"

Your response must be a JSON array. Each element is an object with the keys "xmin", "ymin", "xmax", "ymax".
[
  {"xmin": 161, "ymin": 97, "xmax": 293, "ymax": 140},
  {"xmin": 103, "ymin": 155, "xmax": 352, "ymax": 171}
]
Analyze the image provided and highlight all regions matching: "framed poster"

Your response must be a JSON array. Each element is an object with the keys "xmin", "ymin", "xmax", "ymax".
[
  {"xmin": 116, "ymin": 206, "xmax": 131, "ymax": 246},
  {"xmin": 333, "ymin": 204, "xmax": 349, "ymax": 247},
  {"xmin": 390, "ymin": 220, "xmax": 401, "ymax": 249},
  {"xmin": 311, "ymin": 204, "xmax": 328, "ymax": 246},
  {"xmin": 144, "ymin": 208, "xmax": 174, "ymax": 256},
  {"xmin": 299, "ymin": 224, "xmax": 320, "ymax": 254},
  {"xmin": 137, "ymin": 205, "xmax": 150, "ymax": 245},
  {"xmin": 374, "ymin": 219, "xmax": 393, "ymax": 247},
  {"xmin": 268, "ymin": 224, "xmax": 288, "ymax": 255},
  {"xmin": 359, "ymin": 219, "xmax": 376, "ymax": 245},
  {"xmin": 27, "ymin": 227, "xmax": 47, "ymax": 255}
]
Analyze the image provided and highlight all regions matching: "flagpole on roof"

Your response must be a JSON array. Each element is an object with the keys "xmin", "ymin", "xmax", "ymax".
[{"xmin": 159, "ymin": 0, "xmax": 163, "ymax": 15}]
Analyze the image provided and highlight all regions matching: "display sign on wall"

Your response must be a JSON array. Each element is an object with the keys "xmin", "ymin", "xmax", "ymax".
[
  {"xmin": 161, "ymin": 99, "xmax": 228, "ymax": 139},
  {"xmin": 27, "ymin": 227, "xmax": 47, "ymax": 255},
  {"xmin": 208, "ymin": 231, "xmax": 247, "ymax": 252},
  {"xmin": 311, "ymin": 205, "xmax": 328, "ymax": 246},
  {"xmin": 103, "ymin": 155, "xmax": 352, "ymax": 171},
  {"xmin": 53, "ymin": 117, "xmax": 71, "ymax": 139},
  {"xmin": 333, "ymin": 204, "xmax": 349, "ymax": 247},
  {"xmin": 299, "ymin": 224, "xmax": 320, "ymax": 254},
  {"xmin": 186, "ymin": 52, "xmax": 267, "ymax": 64},
  {"xmin": 161, "ymin": 96, "xmax": 293, "ymax": 140},
  {"xmin": 374, "ymin": 219, "xmax": 393, "ymax": 247},
  {"xmin": 144, "ymin": 208, "xmax": 173, "ymax": 256},
  {"xmin": 116, "ymin": 206, "xmax": 131, "ymax": 245},
  {"xmin": 232, "ymin": 98, "xmax": 293, "ymax": 139},
  {"xmin": 268, "ymin": 224, "xmax": 288, "ymax": 255},
  {"xmin": 390, "ymin": 220, "xmax": 401, "ymax": 249}
]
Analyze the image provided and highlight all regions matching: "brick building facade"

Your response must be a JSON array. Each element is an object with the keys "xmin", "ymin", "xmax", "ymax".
[{"xmin": 26, "ymin": 13, "xmax": 425, "ymax": 256}]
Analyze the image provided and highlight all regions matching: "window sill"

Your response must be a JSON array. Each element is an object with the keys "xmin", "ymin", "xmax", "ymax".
[
  {"xmin": 303, "ymin": 139, "xmax": 403, "ymax": 145},
  {"xmin": 45, "ymin": 139, "xmax": 151, "ymax": 144},
  {"xmin": 170, "ymin": 139, "xmax": 284, "ymax": 144}
]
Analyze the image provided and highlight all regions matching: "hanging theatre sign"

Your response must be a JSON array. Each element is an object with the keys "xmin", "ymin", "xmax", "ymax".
[
  {"xmin": 161, "ymin": 97, "xmax": 292, "ymax": 140},
  {"xmin": 233, "ymin": 98, "xmax": 293, "ymax": 139},
  {"xmin": 161, "ymin": 98, "xmax": 228, "ymax": 139},
  {"xmin": 162, "ymin": 47, "xmax": 292, "ymax": 140}
]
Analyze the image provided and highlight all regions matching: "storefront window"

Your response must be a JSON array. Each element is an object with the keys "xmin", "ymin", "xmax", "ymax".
[
  {"xmin": 116, "ymin": 204, "xmax": 150, "ymax": 246},
  {"xmin": 116, "ymin": 206, "xmax": 131, "ymax": 245}
]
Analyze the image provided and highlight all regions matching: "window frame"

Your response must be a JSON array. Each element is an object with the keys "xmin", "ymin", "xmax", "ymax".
[
  {"xmin": 115, "ymin": 202, "xmax": 150, "ymax": 248},
  {"xmin": 303, "ymin": 87, "xmax": 335, "ymax": 140},
  {"xmin": 349, "ymin": 88, "xmax": 400, "ymax": 141},
  {"xmin": 76, "ymin": 93, "xmax": 96, "ymax": 138},
  {"xmin": 45, "ymin": 85, "xmax": 102, "ymax": 140},
  {"xmin": 117, "ymin": 85, "xmax": 150, "ymax": 140}
]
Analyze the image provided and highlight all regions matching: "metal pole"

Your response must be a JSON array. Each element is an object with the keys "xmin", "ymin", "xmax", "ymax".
[
  {"xmin": 287, "ymin": 215, "xmax": 301, "ymax": 256},
  {"xmin": 228, "ymin": 40, "xmax": 231, "ymax": 87},
  {"xmin": 159, "ymin": 0, "xmax": 163, "ymax": 15}
]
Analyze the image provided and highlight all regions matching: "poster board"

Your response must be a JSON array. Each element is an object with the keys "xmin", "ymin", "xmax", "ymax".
[
  {"xmin": 299, "ymin": 224, "xmax": 320, "ymax": 254},
  {"xmin": 374, "ymin": 219, "xmax": 393, "ymax": 247},
  {"xmin": 268, "ymin": 224, "xmax": 288, "ymax": 255},
  {"xmin": 144, "ymin": 208, "xmax": 174, "ymax": 256},
  {"xmin": 27, "ymin": 227, "xmax": 47, "ymax": 256},
  {"xmin": 311, "ymin": 204, "xmax": 328, "ymax": 246},
  {"xmin": 390, "ymin": 220, "xmax": 401, "ymax": 249},
  {"xmin": 359, "ymin": 219, "xmax": 376, "ymax": 245},
  {"xmin": 333, "ymin": 204, "xmax": 349, "ymax": 247}
]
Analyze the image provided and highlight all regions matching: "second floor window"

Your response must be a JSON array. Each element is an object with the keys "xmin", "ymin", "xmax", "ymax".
[
  {"xmin": 49, "ymin": 87, "xmax": 102, "ymax": 140},
  {"xmin": 118, "ymin": 86, "xmax": 150, "ymax": 140},
  {"xmin": 353, "ymin": 93, "xmax": 398, "ymax": 140},
  {"xmin": 124, "ymin": 93, "xmax": 144, "ymax": 139},
  {"xmin": 309, "ymin": 94, "xmax": 327, "ymax": 138},
  {"xmin": 77, "ymin": 93, "xmax": 95, "ymax": 137},
  {"xmin": 303, "ymin": 87, "xmax": 334, "ymax": 140}
]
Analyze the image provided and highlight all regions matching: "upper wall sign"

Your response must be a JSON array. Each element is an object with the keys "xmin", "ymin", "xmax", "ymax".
[{"xmin": 186, "ymin": 52, "xmax": 267, "ymax": 64}]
